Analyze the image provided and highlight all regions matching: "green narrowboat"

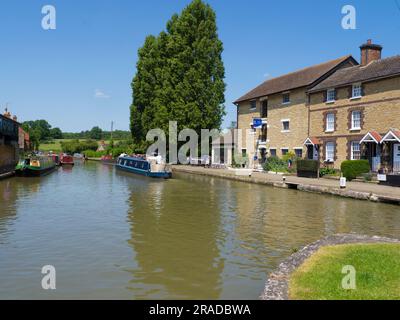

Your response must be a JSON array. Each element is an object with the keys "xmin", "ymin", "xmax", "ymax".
[{"xmin": 15, "ymin": 157, "xmax": 57, "ymax": 177}]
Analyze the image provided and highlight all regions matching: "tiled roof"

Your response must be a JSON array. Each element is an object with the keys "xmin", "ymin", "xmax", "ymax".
[
  {"xmin": 309, "ymin": 55, "xmax": 400, "ymax": 92},
  {"xmin": 304, "ymin": 137, "xmax": 321, "ymax": 146},
  {"xmin": 234, "ymin": 56, "xmax": 355, "ymax": 103},
  {"xmin": 360, "ymin": 131, "xmax": 383, "ymax": 144}
]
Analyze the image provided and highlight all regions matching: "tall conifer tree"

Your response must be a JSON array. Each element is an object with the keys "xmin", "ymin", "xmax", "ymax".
[{"xmin": 130, "ymin": 0, "xmax": 225, "ymax": 144}]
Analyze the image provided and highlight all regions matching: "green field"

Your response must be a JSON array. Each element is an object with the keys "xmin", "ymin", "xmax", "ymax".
[
  {"xmin": 39, "ymin": 139, "xmax": 118, "ymax": 152},
  {"xmin": 289, "ymin": 243, "xmax": 400, "ymax": 300}
]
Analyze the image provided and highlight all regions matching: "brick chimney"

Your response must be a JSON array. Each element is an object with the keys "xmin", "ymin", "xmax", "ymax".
[{"xmin": 360, "ymin": 39, "xmax": 382, "ymax": 66}]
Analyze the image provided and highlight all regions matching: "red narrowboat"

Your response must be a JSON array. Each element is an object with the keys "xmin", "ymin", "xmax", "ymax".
[
  {"xmin": 101, "ymin": 154, "xmax": 116, "ymax": 165},
  {"xmin": 60, "ymin": 154, "xmax": 74, "ymax": 166}
]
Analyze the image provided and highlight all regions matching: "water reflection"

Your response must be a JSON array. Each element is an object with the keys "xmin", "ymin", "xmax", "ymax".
[
  {"xmin": 0, "ymin": 164, "xmax": 399, "ymax": 299},
  {"xmin": 124, "ymin": 173, "xmax": 224, "ymax": 299}
]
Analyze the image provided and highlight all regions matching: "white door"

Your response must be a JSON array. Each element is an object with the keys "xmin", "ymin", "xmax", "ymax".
[{"xmin": 394, "ymin": 144, "xmax": 400, "ymax": 172}]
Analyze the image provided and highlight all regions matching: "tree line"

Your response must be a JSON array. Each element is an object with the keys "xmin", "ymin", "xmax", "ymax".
[
  {"xmin": 21, "ymin": 119, "xmax": 131, "ymax": 149},
  {"xmin": 130, "ymin": 0, "xmax": 226, "ymax": 146}
]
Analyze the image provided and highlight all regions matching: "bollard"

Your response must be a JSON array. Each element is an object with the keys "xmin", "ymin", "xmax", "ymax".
[{"xmin": 340, "ymin": 176, "xmax": 347, "ymax": 189}]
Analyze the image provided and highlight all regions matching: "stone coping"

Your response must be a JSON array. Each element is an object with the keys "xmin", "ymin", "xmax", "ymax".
[
  {"xmin": 260, "ymin": 234, "xmax": 400, "ymax": 300},
  {"xmin": 172, "ymin": 166, "xmax": 400, "ymax": 205}
]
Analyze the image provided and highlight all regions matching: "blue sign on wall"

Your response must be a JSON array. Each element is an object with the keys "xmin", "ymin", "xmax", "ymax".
[{"xmin": 253, "ymin": 118, "xmax": 262, "ymax": 129}]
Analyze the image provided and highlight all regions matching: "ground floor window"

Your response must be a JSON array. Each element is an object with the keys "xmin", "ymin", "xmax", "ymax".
[
  {"xmin": 325, "ymin": 142, "xmax": 335, "ymax": 162},
  {"xmin": 281, "ymin": 148, "xmax": 289, "ymax": 156},
  {"xmin": 351, "ymin": 141, "xmax": 361, "ymax": 160},
  {"xmin": 294, "ymin": 148, "xmax": 303, "ymax": 158},
  {"xmin": 269, "ymin": 149, "xmax": 276, "ymax": 157},
  {"xmin": 241, "ymin": 149, "xmax": 247, "ymax": 157}
]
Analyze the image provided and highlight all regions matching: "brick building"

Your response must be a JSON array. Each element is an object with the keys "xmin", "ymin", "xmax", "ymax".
[
  {"xmin": 234, "ymin": 40, "xmax": 400, "ymax": 174},
  {"xmin": 234, "ymin": 55, "xmax": 357, "ymax": 168},
  {"xmin": 0, "ymin": 111, "xmax": 20, "ymax": 176},
  {"xmin": 307, "ymin": 40, "xmax": 400, "ymax": 173}
]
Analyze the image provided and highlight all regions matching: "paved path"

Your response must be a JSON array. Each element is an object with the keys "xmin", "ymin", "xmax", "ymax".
[{"xmin": 173, "ymin": 166, "xmax": 400, "ymax": 205}]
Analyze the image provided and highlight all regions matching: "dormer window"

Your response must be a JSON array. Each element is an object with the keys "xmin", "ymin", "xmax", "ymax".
[
  {"xmin": 250, "ymin": 100, "xmax": 257, "ymax": 110},
  {"xmin": 352, "ymin": 83, "xmax": 362, "ymax": 99},
  {"xmin": 282, "ymin": 92, "xmax": 290, "ymax": 104},
  {"xmin": 326, "ymin": 89, "xmax": 336, "ymax": 102}
]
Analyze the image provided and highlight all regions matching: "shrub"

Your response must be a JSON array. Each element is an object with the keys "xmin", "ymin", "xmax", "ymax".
[
  {"xmin": 341, "ymin": 160, "xmax": 370, "ymax": 181},
  {"xmin": 296, "ymin": 159, "xmax": 319, "ymax": 178},
  {"xmin": 297, "ymin": 159, "xmax": 319, "ymax": 172},
  {"xmin": 232, "ymin": 152, "xmax": 249, "ymax": 168},
  {"xmin": 319, "ymin": 167, "xmax": 338, "ymax": 177},
  {"xmin": 82, "ymin": 150, "xmax": 107, "ymax": 158},
  {"xmin": 263, "ymin": 156, "xmax": 288, "ymax": 173},
  {"xmin": 60, "ymin": 139, "xmax": 98, "ymax": 154}
]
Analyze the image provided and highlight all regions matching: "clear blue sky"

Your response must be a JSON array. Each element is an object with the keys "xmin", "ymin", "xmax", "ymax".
[{"xmin": 1, "ymin": 0, "xmax": 399, "ymax": 132}]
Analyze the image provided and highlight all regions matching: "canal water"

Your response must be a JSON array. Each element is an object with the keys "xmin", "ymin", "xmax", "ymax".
[{"xmin": 0, "ymin": 161, "xmax": 399, "ymax": 299}]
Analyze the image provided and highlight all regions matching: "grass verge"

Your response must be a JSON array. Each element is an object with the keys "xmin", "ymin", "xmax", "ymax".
[{"xmin": 289, "ymin": 243, "xmax": 400, "ymax": 300}]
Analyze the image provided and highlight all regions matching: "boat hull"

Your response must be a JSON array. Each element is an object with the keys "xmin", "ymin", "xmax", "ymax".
[
  {"xmin": 60, "ymin": 162, "xmax": 74, "ymax": 166},
  {"xmin": 116, "ymin": 164, "xmax": 171, "ymax": 179},
  {"xmin": 15, "ymin": 165, "xmax": 56, "ymax": 177}
]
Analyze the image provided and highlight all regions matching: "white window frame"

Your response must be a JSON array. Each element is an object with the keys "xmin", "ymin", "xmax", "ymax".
[
  {"xmin": 325, "ymin": 142, "xmax": 335, "ymax": 162},
  {"xmin": 326, "ymin": 88, "xmax": 336, "ymax": 103},
  {"xmin": 351, "ymin": 141, "xmax": 361, "ymax": 160},
  {"xmin": 282, "ymin": 92, "xmax": 290, "ymax": 105},
  {"xmin": 249, "ymin": 100, "xmax": 257, "ymax": 111},
  {"xmin": 351, "ymin": 110, "xmax": 361, "ymax": 130},
  {"xmin": 281, "ymin": 119, "xmax": 290, "ymax": 132},
  {"xmin": 351, "ymin": 83, "xmax": 362, "ymax": 99},
  {"xmin": 269, "ymin": 148, "xmax": 277, "ymax": 157},
  {"xmin": 326, "ymin": 113, "xmax": 335, "ymax": 132}
]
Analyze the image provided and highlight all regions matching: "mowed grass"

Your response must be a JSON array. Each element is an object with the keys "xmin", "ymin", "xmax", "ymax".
[
  {"xmin": 289, "ymin": 243, "xmax": 400, "ymax": 300},
  {"xmin": 39, "ymin": 139, "xmax": 72, "ymax": 152},
  {"xmin": 39, "ymin": 139, "xmax": 119, "ymax": 152}
]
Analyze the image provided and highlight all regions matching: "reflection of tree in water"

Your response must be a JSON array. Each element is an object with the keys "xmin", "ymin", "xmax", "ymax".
[{"xmin": 125, "ymin": 174, "xmax": 224, "ymax": 299}]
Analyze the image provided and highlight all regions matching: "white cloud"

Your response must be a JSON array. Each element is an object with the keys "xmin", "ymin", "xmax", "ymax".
[
  {"xmin": 263, "ymin": 72, "xmax": 270, "ymax": 78},
  {"xmin": 94, "ymin": 89, "xmax": 110, "ymax": 99}
]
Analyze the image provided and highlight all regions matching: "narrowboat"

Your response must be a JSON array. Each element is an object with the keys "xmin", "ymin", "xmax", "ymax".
[
  {"xmin": 101, "ymin": 154, "xmax": 116, "ymax": 165},
  {"xmin": 49, "ymin": 154, "xmax": 60, "ymax": 166},
  {"xmin": 15, "ymin": 157, "xmax": 56, "ymax": 177},
  {"xmin": 116, "ymin": 155, "xmax": 172, "ymax": 179},
  {"xmin": 60, "ymin": 154, "xmax": 74, "ymax": 166}
]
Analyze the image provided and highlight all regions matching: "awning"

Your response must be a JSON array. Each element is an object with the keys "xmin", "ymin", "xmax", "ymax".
[
  {"xmin": 381, "ymin": 129, "xmax": 400, "ymax": 143},
  {"xmin": 304, "ymin": 137, "xmax": 320, "ymax": 146},
  {"xmin": 360, "ymin": 131, "xmax": 382, "ymax": 144}
]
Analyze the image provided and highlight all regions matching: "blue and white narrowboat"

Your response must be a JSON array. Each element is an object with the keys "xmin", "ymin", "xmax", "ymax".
[{"xmin": 116, "ymin": 155, "xmax": 172, "ymax": 179}]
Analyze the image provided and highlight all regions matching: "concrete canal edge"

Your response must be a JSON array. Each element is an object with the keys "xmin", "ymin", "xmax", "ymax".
[
  {"xmin": 260, "ymin": 234, "xmax": 400, "ymax": 300},
  {"xmin": 172, "ymin": 166, "xmax": 400, "ymax": 205}
]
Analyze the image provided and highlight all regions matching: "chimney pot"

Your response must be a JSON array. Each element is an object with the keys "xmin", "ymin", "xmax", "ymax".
[{"xmin": 360, "ymin": 39, "xmax": 382, "ymax": 66}]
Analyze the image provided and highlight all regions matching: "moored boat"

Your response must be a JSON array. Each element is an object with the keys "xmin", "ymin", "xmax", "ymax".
[
  {"xmin": 60, "ymin": 154, "xmax": 74, "ymax": 166},
  {"xmin": 15, "ymin": 156, "xmax": 57, "ymax": 177},
  {"xmin": 49, "ymin": 153, "xmax": 60, "ymax": 166},
  {"xmin": 101, "ymin": 155, "xmax": 116, "ymax": 165},
  {"xmin": 116, "ymin": 155, "xmax": 172, "ymax": 179}
]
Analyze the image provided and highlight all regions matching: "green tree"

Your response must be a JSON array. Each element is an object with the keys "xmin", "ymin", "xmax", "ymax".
[
  {"xmin": 130, "ymin": 0, "xmax": 226, "ymax": 144},
  {"xmin": 22, "ymin": 120, "xmax": 52, "ymax": 141},
  {"xmin": 89, "ymin": 126, "xmax": 103, "ymax": 140},
  {"xmin": 50, "ymin": 127, "xmax": 63, "ymax": 139}
]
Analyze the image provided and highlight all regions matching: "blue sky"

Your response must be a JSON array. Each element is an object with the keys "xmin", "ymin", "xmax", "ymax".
[{"xmin": 1, "ymin": 0, "xmax": 399, "ymax": 132}]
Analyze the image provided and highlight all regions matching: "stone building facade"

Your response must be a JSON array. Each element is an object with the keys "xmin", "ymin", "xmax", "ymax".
[
  {"xmin": 0, "ymin": 112, "xmax": 20, "ymax": 176},
  {"xmin": 234, "ymin": 55, "xmax": 357, "ymax": 168},
  {"xmin": 308, "ymin": 41, "xmax": 400, "ymax": 173},
  {"xmin": 235, "ymin": 40, "xmax": 400, "ymax": 173}
]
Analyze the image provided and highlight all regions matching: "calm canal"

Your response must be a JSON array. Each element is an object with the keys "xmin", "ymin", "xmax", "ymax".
[{"xmin": 0, "ymin": 161, "xmax": 399, "ymax": 299}]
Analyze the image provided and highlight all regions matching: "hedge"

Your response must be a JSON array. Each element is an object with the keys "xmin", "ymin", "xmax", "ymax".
[
  {"xmin": 297, "ymin": 159, "xmax": 319, "ymax": 178},
  {"xmin": 340, "ymin": 160, "xmax": 370, "ymax": 181}
]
